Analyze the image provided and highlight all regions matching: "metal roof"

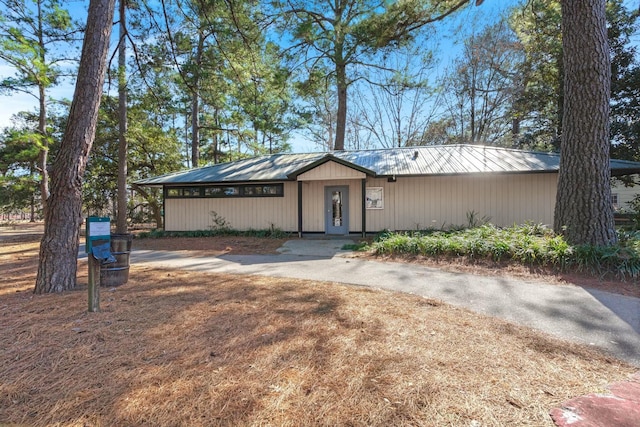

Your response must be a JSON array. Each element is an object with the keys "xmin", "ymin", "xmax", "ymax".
[{"xmin": 135, "ymin": 144, "xmax": 640, "ymax": 186}]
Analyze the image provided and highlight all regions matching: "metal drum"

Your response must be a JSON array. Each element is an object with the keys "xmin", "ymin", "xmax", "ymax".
[{"xmin": 100, "ymin": 233, "xmax": 132, "ymax": 287}]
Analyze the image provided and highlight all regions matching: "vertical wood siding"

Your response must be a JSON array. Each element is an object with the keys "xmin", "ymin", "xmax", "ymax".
[
  {"xmin": 164, "ymin": 173, "xmax": 558, "ymax": 233},
  {"xmin": 611, "ymin": 177, "xmax": 639, "ymax": 210},
  {"xmin": 365, "ymin": 173, "xmax": 558, "ymax": 231},
  {"xmin": 165, "ymin": 181, "xmax": 298, "ymax": 231}
]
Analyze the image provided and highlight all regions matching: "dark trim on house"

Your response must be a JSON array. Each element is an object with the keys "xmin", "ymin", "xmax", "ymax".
[
  {"xmin": 164, "ymin": 183, "xmax": 284, "ymax": 199},
  {"xmin": 297, "ymin": 181, "xmax": 303, "ymax": 238},
  {"xmin": 361, "ymin": 178, "xmax": 366, "ymax": 238},
  {"xmin": 162, "ymin": 185, "xmax": 166, "ymax": 230}
]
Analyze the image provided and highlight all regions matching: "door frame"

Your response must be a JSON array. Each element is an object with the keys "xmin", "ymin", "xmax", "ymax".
[{"xmin": 324, "ymin": 185, "xmax": 349, "ymax": 235}]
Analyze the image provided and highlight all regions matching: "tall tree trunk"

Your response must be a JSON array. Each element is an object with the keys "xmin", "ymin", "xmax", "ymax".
[
  {"xmin": 213, "ymin": 109, "xmax": 220, "ymax": 163},
  {"xmin": 470, "ymin": 69, "xmax": 476, "ymax": 143},
  {"xmin": 191, "ymin": 33, "xmax": 204, "ymax": 168},
  {"xmin": 555, "ymin": 49, "xmax": 565, "ymax": 149},
  {"xmin": 30, "ymin": 192, "xmax": 35, "ymax": 222},
  {"xmin": 37, "ymin": 85, "xmax": 49, "ymax": 216},
  {"xmin": 511, "ymin": 117, "xmax": 520, "ymax": 144},
  {"xmin": 191, "ymin": 92, "xmax": 200, "ymax": 167},
  {"xmin": 36, "ymin": 0, "xmax": 49, "ymax": 216},
  {"xmin": 116, "ymin": 0, "xmax": 128, "ymax": 233},
  {"xmin": 184, "ymin": 112, "xmax": 191, "ymax": 168},
  {"xmin": 34, "ymin": 0, "xmax": 116, "ymax": 294},
  {"xmin": 335, "ymin": 61, "xmax": 347, "ymax": 151},
  {"xmin": 554, "ymin": 0, "xmax": 615, "ymax": 246}
]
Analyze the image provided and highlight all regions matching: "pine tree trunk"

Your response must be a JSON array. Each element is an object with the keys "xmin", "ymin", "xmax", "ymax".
[
  {"xmin": 116, "ymin": 0, "xmax": 128, "ymax": 234},
  {"xmin": 37, "ymin": 85, "xmax": 49, "ymax": 216},
  {"xmin": 190, "ymin": 33, "xmax": 204, "ymax": 167},
  {"xmin": 334, "ymin": 62, "xmax": 347, "ymax": 151},
  {"xmin": 36, "ymin": 0, "xmax": 49, "ymax": 216},
  {"xmin": 191, "ymin": 92, "xmax": 199, "ymax": 167},
  {"xmin": 34, "ymin": 0, "xmax": 116, "ymax": 293},
  {"xmin": 553, "ymin": 0, "xmax": 616, "ymax": 246}
]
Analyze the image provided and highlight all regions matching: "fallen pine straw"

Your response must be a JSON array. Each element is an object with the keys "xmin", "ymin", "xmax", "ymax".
[{"xmin": 0, "ymin": 265, "xmax": 635, "ymax": 427}]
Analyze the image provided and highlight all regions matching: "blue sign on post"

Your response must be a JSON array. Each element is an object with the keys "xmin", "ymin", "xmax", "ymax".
[
  {"xmin": 86, "ymin": 216, "xmax": 113, "ymax": 313},
  {"xmin": 86, "ymin": 216, "xmax": 111, "ymax": 253}
]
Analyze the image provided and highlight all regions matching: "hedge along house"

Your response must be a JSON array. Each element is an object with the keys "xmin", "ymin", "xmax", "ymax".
[{"xmin": 135, "ymin": 144, "xmax": 640, "ymax": 236}]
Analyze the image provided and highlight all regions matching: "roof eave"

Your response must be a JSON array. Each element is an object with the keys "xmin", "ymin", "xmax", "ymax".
[{"xmin": 611, "ymin": 168, "xmax": 640, "ymax": 177}]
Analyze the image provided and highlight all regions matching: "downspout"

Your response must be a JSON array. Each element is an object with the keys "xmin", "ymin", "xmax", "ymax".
[
  {"xmin": 162, "ymin": 186, "xmax": 166, "ymax": 231},
  {"xmin": 361, "ymin": 178, "xmax": 366, "ymax": 237},
  {"xmin": 298, "ymin": 181, "xmax": 303, "ymax": 238}
]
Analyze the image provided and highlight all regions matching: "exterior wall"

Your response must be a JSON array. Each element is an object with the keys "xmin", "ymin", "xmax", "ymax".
[
  {"xmin": 163, "ymin": 172, "xmax": 558, "ymax": 233},
  {"xmin": 297, "ymin": 161, "xmax": 366, "ymax": 181},
  {"xmin": 300, "ymin": 179, "xmax": 363, "ymax": 232},
  {"xmin": 611, "ymin": 177, "xmax": 639, "ymax": 211},
  {"xmin": 165, "ymin": 181, "xmax": 298, "ymax": 231},
  {"xmin": 365, "ymin": 173, "xmax": 558, "ymax": 231}
]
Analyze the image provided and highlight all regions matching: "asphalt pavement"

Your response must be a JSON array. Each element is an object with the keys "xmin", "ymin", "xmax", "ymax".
[{"xmin": 125, "ymin": 238, "xmax": 640, "ymax": 367}]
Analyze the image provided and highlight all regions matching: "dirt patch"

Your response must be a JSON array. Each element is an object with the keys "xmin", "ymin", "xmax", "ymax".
[
  {"xmin": 133, "ymin": 235, "xmax": 289, "ymax": 255},
  {"xmin": 1, "ymin": 264, "xmax": 635, "ymax": 426},
  {"xmin": 0, "ymin": 241, "xmax": 42, "ymax": 296},
  {"xmin": 1, "ymin": 231, "xmax": 637, "ymax": 425},
  {"xmin": 0, "ymin": 223, "xmax": 44, "ymax": 244}
]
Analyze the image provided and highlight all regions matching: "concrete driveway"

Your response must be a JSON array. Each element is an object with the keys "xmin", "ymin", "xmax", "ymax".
[{"xmin": 128, "ymin": 238, "xmax": 640, "ymax": 367}]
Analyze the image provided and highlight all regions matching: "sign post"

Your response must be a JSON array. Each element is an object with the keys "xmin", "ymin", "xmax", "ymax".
[
  {"xmin": 86, "ymin": 217, "xmax": 114, "ymax": 312},
  {"xmin": 88, "ymin": 251, "xmax": 101, "ymax": 312}
]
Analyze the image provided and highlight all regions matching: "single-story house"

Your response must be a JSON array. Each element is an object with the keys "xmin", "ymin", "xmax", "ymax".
[
  {"xmin": 611, "ymin": 174, "xmax": 640, "ymax": 211},
  {"xmin": 135, "ymin": 144, "xmax": 640, "ymax": 236}
]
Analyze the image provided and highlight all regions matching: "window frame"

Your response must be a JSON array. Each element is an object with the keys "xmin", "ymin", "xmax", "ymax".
[{"xmin": 165, "ymin": 183, "xmax": 284, "ymax": 199}]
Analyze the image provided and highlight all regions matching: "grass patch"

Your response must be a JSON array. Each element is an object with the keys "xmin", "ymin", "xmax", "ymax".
[
  {"xmin": 371, "ymin": 224, "xmax": 640, "ymax": 280},
  {"xmin": 341, "ymin": 242, "xmax": 370, "ymax": 251}
]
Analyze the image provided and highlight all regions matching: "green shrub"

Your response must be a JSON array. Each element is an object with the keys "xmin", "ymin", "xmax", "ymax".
[
  {"xmin": 342, "ymin": 242, "xmax": 370, "ymax": 251},
  {"xmin": 136, "ymin": 226, "xmax": 290, "ymax": 240},
  {"xmin": 371, "ymin": 223, "xmax": 640, "ymax": 280}
]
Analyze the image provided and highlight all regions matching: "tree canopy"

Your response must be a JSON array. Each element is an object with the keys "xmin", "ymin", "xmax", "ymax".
[{"xmin": 0, "ymin": 0, "xmax": 637, "ymax": 291}]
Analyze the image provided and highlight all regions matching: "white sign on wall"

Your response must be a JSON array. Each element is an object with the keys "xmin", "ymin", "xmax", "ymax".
[{"xmin": 366, "ymin": 187, "xmax": 384, "ymax": 209}]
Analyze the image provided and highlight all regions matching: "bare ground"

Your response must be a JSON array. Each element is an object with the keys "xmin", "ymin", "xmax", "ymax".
[{"xmin": 0, "ymin": 227, "xmax": 637, "ymax": 426}]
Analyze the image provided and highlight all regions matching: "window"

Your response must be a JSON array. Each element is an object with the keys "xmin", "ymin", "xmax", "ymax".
[
  {"xmin": 166, "ymin": 183, "xmax": 284, "ymax": 198},
  {"xmin": 243, "ymin": 185, "xmax": 283, "ymax": 196},
  {"xmin": 167, "ymin": 188, "xmax": 182, "ymax": 197},
  {"xmin": 222, "ymin": 186, "xmax": 240, "ymax": 196},
  {"xmin": 612, "ymin": 193, "xmax": 619, "ymax": 207},
  {"xmin": 166, "ymin": 187, "xmax": 201, "ymax": 197},
  {"xmin": 204, "ymin": 187, "xmax": 224, "ymax": 197},
  {"xmin": 183, "ymin": 187, "xmax": 201, "ymax": 197}
]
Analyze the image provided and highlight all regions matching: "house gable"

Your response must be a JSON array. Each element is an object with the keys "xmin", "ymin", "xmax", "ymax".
[
  {"xmin": 288, "ymin": 154, "xmax": 375, "ymax": 181},
  {"xmin": 296, "ymin": 160, "xmax": 367, "ymax": 181}
]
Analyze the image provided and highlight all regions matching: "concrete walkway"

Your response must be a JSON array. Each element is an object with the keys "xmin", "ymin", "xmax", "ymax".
[{"xmin": 129, "ymin": 239, "xmax": 640, "ymax": 367}]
